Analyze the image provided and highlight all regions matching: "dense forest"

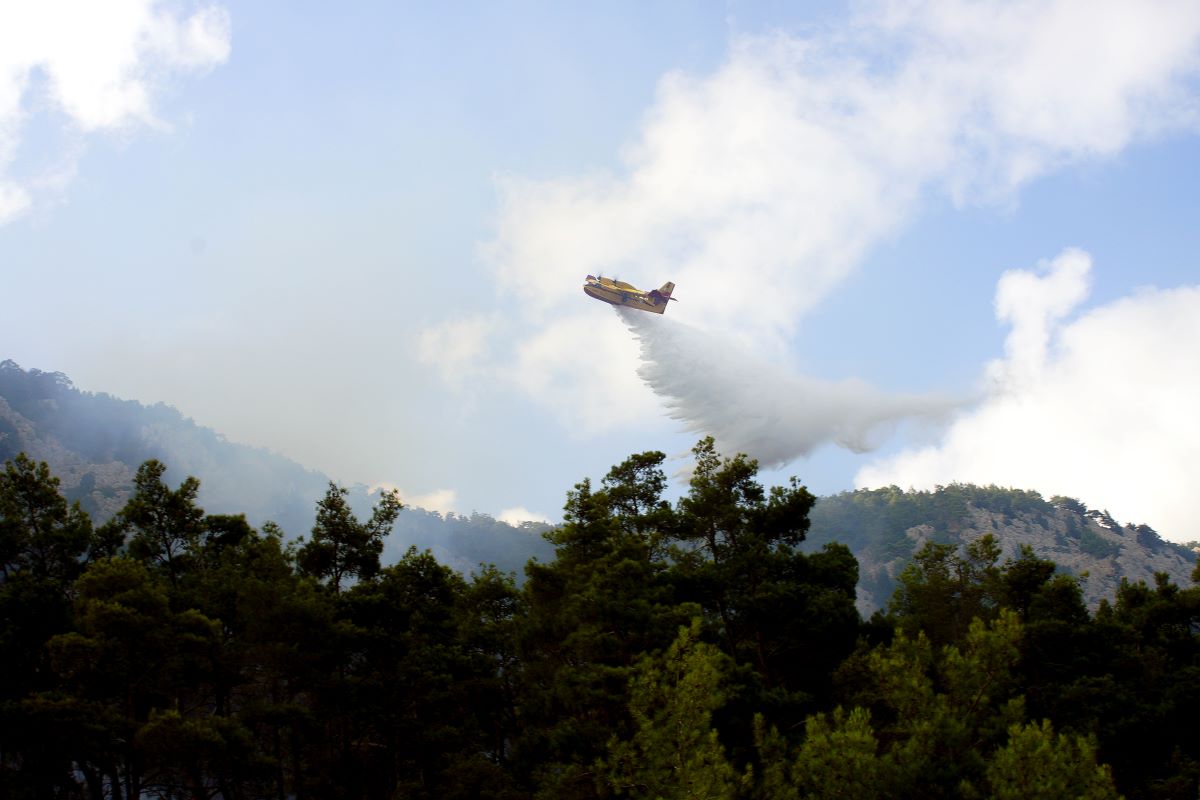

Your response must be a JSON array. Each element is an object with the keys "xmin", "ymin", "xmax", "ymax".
[{"xmin": 2, "ymin": 439, "xmax": 1198, "ymax": 799}]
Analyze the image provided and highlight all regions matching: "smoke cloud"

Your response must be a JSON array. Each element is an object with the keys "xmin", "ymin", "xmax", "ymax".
[{"xmin": 619, "ymin": 307, "xmax": 961, "ymax": 467}]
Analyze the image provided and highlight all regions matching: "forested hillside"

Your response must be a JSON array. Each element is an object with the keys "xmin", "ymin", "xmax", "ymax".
[
  {"xmin": 807, "ymin": 485, "xmax": 1197, "ymax": 611},
  {"xmin": 0, "ymin": 360, "xmax": 554, "ymax": 572},
  {"xmin": 2, "ymin": 442, "xmax": 1198, "ymax": 798},
  {"xmin": 0, "ymin": 359, "xmax": 333, "ymax": 529},
  {"xmin": 3, "ymin": 358, "xmax": 1195, "ymax": 608}
]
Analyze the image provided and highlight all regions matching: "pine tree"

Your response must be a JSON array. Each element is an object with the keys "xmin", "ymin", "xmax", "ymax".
[{"xmin": 297, "ymin": 483, "xmax": 402, "ymax": 593}]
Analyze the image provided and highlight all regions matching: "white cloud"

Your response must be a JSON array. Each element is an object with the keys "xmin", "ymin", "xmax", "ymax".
[
  {"xmin": 484, "ymin": 37, "xmax": 904, "ymax": 340},
  {"xmin": 858, "ymin": 249, "xmax": 1200, "ymax": 542},
  {"xmin": 405, "ymin": 488, "xmax": 458, "ymax": 516},
  {"xmin": 451, "ymin": 0, "xmax": 1200, "ymax": 433},
  {"xmin": 417, "ymin": 314, "xmax": 500, "ymax": 385},
  {"xmin": 374, "ymin": 486, "xmax": 550, "ymax": 527},
  {"xmin": 145, "ymin": 4, "xmax": 233, "ymax": 71},
  {"xmin": 0, "ymin": 182, "xmax": 30, "ymax": 223},
  {"xmin": 879, "ymin": 0, "xmax": 1200, "ymax": 196},
  {"xmin": 371, "ymin": 482, "xmax": 458, "ymax": 516},
  {"xmin": 497, "ymin": 506, "xmax": 552, "ymax": 526},
  {"xmin": 991, "ymin": 248, "xmax": 1092, "ymax": 388},
  {"xmin": 0, "ymin": 0, "xmax": 231, "ymax": 221}
]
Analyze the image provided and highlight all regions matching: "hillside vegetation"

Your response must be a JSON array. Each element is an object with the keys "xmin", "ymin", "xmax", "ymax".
[
  {"xmin": 0, "ymin": 360, "xmax": 554, "ymax": 573},
  {"xmin": 2, "ymin": 359, "xmax": 1193, "ymax": 607},
  {"xmin": 2, "ymin": 442, "xmax": 1198, "ymax": 798},
  {"xmin": 808, "ymin": 485, "xmax": 1197, "ymax": 611}
]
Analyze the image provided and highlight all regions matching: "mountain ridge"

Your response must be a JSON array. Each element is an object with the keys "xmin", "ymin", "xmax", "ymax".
[
  {"xmin": 0, "ymin": 360, "xmax": 554, "ymax": 574},
  {"xmin": 805, "ymin": 484, "xmax": 1197, "ymax": 612},
  {"xmin": 1, "ymin": 359, "xmax": 1193, "ymax": 607}
]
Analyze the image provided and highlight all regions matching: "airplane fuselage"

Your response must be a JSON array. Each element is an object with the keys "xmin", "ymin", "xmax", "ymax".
[{"xmin": 583, "ymin": 276, "xmax": 675, "ymax": 314}]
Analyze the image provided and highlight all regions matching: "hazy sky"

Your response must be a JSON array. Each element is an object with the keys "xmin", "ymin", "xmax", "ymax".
[{"xmin": 3, "ymin": 1, "xmax": 1200, "ymax": 540}]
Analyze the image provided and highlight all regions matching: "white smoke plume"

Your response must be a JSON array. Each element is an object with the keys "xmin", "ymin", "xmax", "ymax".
[{"xmin": 618, "ymin": 307, "xmax": 961, "ymax": 467}]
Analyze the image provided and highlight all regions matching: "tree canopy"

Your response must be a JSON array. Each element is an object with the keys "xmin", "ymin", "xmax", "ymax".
[{"xmin": 0, "ymin": 442, "xmax": 1196, "ymax": 799}]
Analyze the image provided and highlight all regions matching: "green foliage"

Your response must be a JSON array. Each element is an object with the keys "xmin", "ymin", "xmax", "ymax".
[
  {"xmin": 758, "ymin": 705, "xmax": 1123, "ymax": 800},
  {"xmin": 0, "ymin": 452, "xmax": 95, "ymax": 584},
  {"xmin": 999, "ymin": 545, "xmax": 1058, "ymax": 616},
  {"xmin": 1078, "ymin": 527, "xmax": 1121, "ymax": 559},
  {"xmin": 807, "ymin": 484, "xmax": 1149, "ymax": 613},
  {"xmin": 0, "ymin": 448, "xmax": 1195, "ymax": 799},
  {"xmin": 757, "ymin": 611, "xmax": 1063, "ymax": 800},
  {"xmin": 391, "ymin": 507, "xmax": 556, "ymax": 574},
  {"xmin": 602, "ymin": 450, "xmax": 674, "ymax": 547},
  {"xmin": 1050, "ymin": 495, "xmax": 1089, "ymax": 515},
  {"xmin": 966, "ymin": 485, "xmax": 1053, "ymax": 519},
  {"xmin": 889, "ymin": 534, "xmax": 1004, "ymax": 647},
  {"xmin": 117, "ymin": 459, "xmax": 206, "ymax": 586},
  {"xmin": 0, "ymin": 361, "xmax": 160, "ymax": 468},
  {"xmin": 808, "ymin": 485, "xmax": 954, "ymax": 557},
  {"xmin": 833, "ymin": 612, "xmax": 1025, "ymax": 797},
  {"xmin": 987, "ymin": 720, "xmax": 1119, "ymax": 800},
  {"xmin": 601, "ymin": 619, "xmax": 747, "ymax": 800},
  {"xmin": 0, "ymin": 359, "xmax": 370, "ymax": 535},
  {"xmin": 671, "ymin": 438, "xmax": 857, "ymax": 706},
  {"xmin": 297, "ymin": 482, "xmax": 402, "ymax": 592},
  {"xmin": 41, "ymin": 556, "xmax": 229, "ymax": 799},
  {"xmin": 512, "ymin": 442, "xmax": 857, "ymax": 796},
  {"xmin": 514, "ymin": 454, "xmax": 694, "ymax": 799},
  {"xmin": 317, "ymin": 547, "xmax": 524, "ymax": 799},
  {"xmin": 0, "ymin": 454, "xmax": 120, "ymax": 797},
  {"xmin": 790, "ymin": 707, "xmax": 886, "ymax": 800}
]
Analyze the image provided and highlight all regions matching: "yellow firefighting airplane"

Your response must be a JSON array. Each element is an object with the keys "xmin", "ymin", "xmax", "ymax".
[{"xmin": 583, "ymin": 275, "xmax": 677, "ymax": 314}]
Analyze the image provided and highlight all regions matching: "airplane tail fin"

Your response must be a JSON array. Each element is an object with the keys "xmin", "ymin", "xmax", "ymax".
[{"xmin": 645, "ymin": 281, "xmax": 677, "ymax": 313}]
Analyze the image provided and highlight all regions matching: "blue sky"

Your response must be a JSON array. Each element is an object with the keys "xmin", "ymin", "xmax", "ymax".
[{"xmin": 3, "ymin": 1, "xmax": 1200, "ymax": 540}]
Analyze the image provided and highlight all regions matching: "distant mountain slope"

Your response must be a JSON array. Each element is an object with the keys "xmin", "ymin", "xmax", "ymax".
[
  {"xmin": 2, "ymin": 360, "xmax": 1193, "ymax": 607},
  {"xmin": 0, "ymin": 359, "xmax": 334, "ymax": 533},
  {"xmin": 806, "ymin": 484, "xmax": 1197, "ymax": 613},
  {"xmin": 0, "ymin": 360, "xmax": 553, "ymax": 573}
]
